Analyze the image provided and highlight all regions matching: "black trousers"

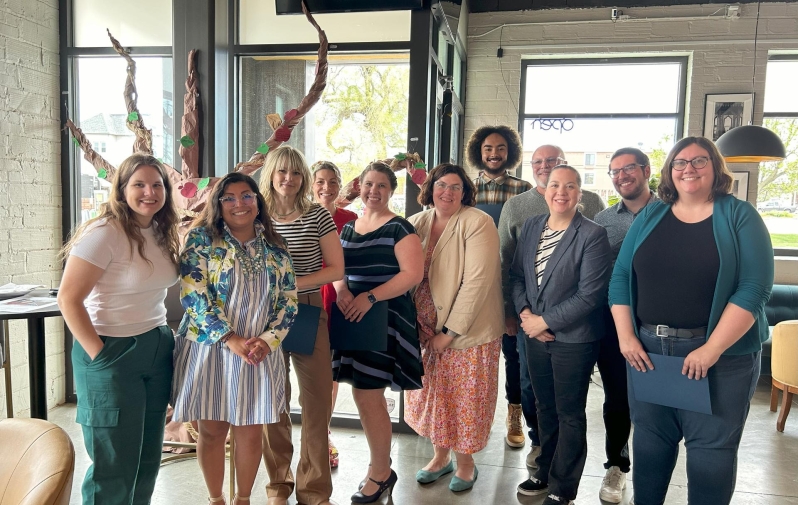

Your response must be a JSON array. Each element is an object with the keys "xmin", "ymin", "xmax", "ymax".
[
  {"xmin": 525, "ymin": 337, "xmax": 600, "ymax": 500},
  {"xmin": 596, "ymin": 305, "xmax": 632, "ymax": 472}
]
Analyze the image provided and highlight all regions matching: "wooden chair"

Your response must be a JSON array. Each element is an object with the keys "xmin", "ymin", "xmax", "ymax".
[{"xmin": 770, "ymin": 320, "xmax": 798, "ymax": 432}]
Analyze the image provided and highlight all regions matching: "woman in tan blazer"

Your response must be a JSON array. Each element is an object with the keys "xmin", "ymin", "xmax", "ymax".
[{"xmin": 405, "ymin": 163, "xmax": 504, "ymax": 493}]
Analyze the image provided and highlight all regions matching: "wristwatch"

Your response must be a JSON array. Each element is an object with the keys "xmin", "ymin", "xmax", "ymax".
[
  {"xmin": 441, "ymin": 326, "xmax": 460, "ymax": 338},
  {"xmin": 367, "ymin": 291, "xmax": 377, "ymax": 304}
]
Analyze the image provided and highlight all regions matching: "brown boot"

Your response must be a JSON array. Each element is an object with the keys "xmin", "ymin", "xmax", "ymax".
[{"xmin": 505, "ymin": 403, "xmax": 525, "ymax": 448}]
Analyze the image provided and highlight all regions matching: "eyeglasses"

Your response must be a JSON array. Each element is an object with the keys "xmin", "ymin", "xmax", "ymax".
[
  {"xmin": 219, "ymin": 193, "xmax": 258, "ymax": 207},
  {"xmin": 671, "ymin": 156, "xmax": 710, "ymax": 171},
  {"xmin": 433, "ymin": 181, "xmax": 463, "ymax": 193},
  {"xmin": 531, "ymin": 156, "xmax": 565, "ymax": 168},
  {"xmin": 608, "ymin": 163, "xmax": 645, "ymax": 179}
]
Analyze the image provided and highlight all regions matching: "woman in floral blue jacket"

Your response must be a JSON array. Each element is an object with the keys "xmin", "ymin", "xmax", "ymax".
[{"xmin": 171, "ymin": 172, "xmax": 297, "ymax": 505}]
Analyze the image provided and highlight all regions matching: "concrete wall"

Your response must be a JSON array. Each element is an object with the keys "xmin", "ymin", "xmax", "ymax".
[
  {"xmin": 464, "ymin": 2, "xmax": 798, "ymax": 283},
  {"xmin": 0, "ymin": 0, "xmax": 63, "ymax": 418}
]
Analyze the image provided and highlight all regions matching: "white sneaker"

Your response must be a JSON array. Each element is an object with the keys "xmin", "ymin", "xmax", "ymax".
[
  {"xmin": 525, "ymin": 445, "xmax": 541, "ymax": 469},
  {"xmin": 599, "ymin": 466, "xmax": 627, "ymax": 503}
]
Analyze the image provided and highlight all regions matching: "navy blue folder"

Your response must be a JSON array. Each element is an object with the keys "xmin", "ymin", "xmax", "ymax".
[
  {"xmin": 629, "ymin": 353, "xmax": 712, "ymax": 415},
  {"xmin": 281, "ymin": 303, "xmax": 321, "ymax": 355},
  {"xmin": 476, "ymin": 203, "xmax": 503, "ymax": 227},
  {"xmin": 329, "ymin": 302, "xmax": 389, "ymax": 351}
]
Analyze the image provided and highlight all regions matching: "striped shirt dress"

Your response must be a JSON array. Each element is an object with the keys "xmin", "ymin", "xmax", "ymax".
[
  {"xmin": 332, "ymin": 216, "xmax": 424, "ymax": 391},
  {"xmin": 171, "ymin": 226, "xmax": 293, "ymax": 426}
]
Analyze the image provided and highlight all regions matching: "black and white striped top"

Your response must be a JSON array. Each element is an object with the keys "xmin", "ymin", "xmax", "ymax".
[
  {"xmin": 273, "ymin": 204, "xmax": 337, "ymax": 294},
  {"xmin": 534, "ymin": 224, "xmax": 565, "ymax": 286}
]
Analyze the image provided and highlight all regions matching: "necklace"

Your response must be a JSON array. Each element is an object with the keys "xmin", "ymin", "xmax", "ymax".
[
  {"xmin": 231, "ymin": 234, "xmax": 267, "ymax": 278},
  {"xmin": 274, "ymin": 207, "xmax": 297, "ymax": 219}
]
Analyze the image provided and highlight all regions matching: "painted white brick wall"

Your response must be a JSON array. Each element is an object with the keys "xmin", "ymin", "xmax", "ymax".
[
  {"xmin": 0, "ymin": 0, "xmax": 62, "ymax": 418},
  {"xmin": 464, "ymin": 2, "xmax": 798, "ymax": 202}
]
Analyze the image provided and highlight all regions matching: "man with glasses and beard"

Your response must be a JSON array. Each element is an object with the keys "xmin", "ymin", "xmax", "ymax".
[
  {"xmin": 591, "ymin": 147, "xmax": 659, "ymax": 503},
  {"xmin": 465, "ymin": 125, "xmax": 536, "ymax": 457},
  {"xmin": 497, "ymin": 144, "xmax": 605, "ymax": 471}
]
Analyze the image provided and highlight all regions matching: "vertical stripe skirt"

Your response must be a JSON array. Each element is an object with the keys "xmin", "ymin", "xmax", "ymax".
[{"xmin": 170, "ymin": 336, "xmax": 286, "ymax": 426}]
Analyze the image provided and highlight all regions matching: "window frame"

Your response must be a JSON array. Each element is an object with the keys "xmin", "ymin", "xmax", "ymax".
[
  {"xmin": 763, "ymin": 54, "xmax": 798, "ymax": 257},
  {"xmin": 517, "ymin": 56, "xmax": 688, "ymax": 145}
]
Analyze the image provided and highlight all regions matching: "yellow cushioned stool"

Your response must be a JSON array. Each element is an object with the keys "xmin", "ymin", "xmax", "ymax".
[{"xmin": 770, "ymin": 320, "xmax": 798, "ymax": 432}]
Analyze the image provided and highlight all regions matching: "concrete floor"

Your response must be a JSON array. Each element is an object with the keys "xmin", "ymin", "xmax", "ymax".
[{"xmin": 50, "ymin": 374, "xmax": 798, "ymax": 505}]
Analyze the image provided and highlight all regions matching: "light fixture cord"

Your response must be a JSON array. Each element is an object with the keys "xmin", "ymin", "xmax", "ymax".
[{"xmin": 751, "ymin": 1, "xmax": 762, "ymax": 124}]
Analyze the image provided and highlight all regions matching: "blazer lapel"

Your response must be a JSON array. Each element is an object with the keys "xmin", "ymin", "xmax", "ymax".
[
  {"xmin": 538, "ymin": 213, "xmax": 581, "ymax": 293},
  {"xmin": 431, "ymin": 207, "xmax": 462, "ymax": 263}
]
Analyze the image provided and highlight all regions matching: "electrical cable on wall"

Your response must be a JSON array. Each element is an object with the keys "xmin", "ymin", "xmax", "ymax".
[{"xmin": 498, "ymin": 25, "xmax": 519, "ymax": 115}]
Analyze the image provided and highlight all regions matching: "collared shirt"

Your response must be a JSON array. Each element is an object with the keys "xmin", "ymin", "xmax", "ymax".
[
  {"xmin": 472, "ymin": 170, "xmax": 532, "ymax": 205},
  {"xmin": 594, "ymin": 191, "xmax": 659, "ymax": 263}
]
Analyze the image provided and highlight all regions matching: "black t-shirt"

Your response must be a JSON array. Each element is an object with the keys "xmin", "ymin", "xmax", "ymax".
[{"xmin": 633, "ymin": 209, "xmax": 719, "ymax": 328}]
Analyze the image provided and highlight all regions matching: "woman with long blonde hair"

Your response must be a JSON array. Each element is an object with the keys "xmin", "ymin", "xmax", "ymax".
[
  {"xmin": 58, "ymin": 153, "xmax": 180, "ymax": 504},
  {"xmin": 259, "ymin": 146, "xmax": 344, "ymax": 505}
]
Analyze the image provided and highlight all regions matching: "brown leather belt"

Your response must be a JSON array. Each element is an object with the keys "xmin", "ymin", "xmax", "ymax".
[{"xmin": 641, "ymin": 323, "xmax": 707, "ymax": 339}]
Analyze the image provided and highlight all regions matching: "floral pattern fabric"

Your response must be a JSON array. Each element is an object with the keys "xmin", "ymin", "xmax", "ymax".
[
  {"xmin": 404, "ymin": 245, "xmax": 501, "ymax": 454},
  {"xmin": 176, "ymin": 224, "xmax": 297, "ymax": 350}
]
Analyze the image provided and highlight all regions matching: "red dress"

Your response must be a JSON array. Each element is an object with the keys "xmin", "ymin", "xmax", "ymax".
[{"xmin": 320, "ymin": 207, "xmax": 358, "ymax": 327}]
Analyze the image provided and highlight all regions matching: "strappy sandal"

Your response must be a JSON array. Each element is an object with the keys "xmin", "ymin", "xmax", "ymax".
[
  {"xmin": 328, "ymin": 431, "xmax": 339, "ymax": 469},
  {"xmin": 209, "ymin": 495, "xmax": 226, "ymax": 504},
  {"xmin": 233, "ymin": 495, "xmax": 249, "ymax": 505}
]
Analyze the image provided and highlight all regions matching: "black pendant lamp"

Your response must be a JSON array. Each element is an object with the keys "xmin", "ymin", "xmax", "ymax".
[{"xmin": 715, "ymin": 2, "xmax": 787, "ymax": 163}]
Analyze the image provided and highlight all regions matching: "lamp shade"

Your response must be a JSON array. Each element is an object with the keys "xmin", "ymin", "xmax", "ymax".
[{"xmin": 715, "ymin": 125, "xmax": 787, "ymax": 163}]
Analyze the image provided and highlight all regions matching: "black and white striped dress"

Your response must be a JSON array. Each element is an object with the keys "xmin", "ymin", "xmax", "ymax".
[{"xmin": 534, "ymin": 223, "xmax": 566, "ymax": 286}]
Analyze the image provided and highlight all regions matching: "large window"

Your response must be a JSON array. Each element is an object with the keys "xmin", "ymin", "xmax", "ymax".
[
  {"xmin": 240, "ymin": 55, "xmax": 410, "ymax": 217},
  {"xmin": 75, "ymin": 57, "xmax": 173, "ymax": 222},
  {"xmin": 762, "ymin": 57, "xmax": 798, "ymax": 252},
  {"xmin": 519, "ymin": 58, "xmax": 687, "ymax": 203}
]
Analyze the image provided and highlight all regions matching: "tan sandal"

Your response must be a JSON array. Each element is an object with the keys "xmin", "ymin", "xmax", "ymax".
[
  {"xmin": 233, "ymin": 495, "xmax": 250, "ymax": 505},
  {"xmin": 209, "ymin": 495, "xmax": 226, "ymax": 504}
]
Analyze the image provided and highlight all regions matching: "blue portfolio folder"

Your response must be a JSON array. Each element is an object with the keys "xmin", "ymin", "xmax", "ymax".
[
  {"xmin": 476, "ymin": 203, "xmax": 503, "ymax": 227},
  {"xmin": 629, "ymin": 353, "xmax": 712, "ymax": 415},
  {"xmin": 281, "ymin": 303, "xmax": 321, "ymax": 355},
  {"xmin": 329, "ymin": 302, "xmax": 389, "ymax": 351}
]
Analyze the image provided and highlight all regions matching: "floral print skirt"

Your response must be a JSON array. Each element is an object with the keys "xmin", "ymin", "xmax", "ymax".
[{"xmin": 404, "ymin": 252, "xmax": 501, "ymax": 454}]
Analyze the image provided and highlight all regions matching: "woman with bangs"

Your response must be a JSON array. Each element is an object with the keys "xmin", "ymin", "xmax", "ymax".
[
  {"xmin": 311, "ymin": 160, "xmax": 357, "ymax": 469},
  {"xmin": 58, "ymin": 153, "xmax": 181, "ymax": 504},
  {"xmin": 259, "ymin": 146, "xmax": 344, "ymax": 505},
  {"xmin": 610, "ymin": 137, "xmax": 773, "ymax": 505},
  {"xmin": 171, "ymin": 172, "xmax": 297, "ymax": 505}
]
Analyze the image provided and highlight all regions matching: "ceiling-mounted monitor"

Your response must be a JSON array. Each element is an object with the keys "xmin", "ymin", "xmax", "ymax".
[{"xmin": 276, "ymin": 0, "xmax": 423, "ymax": 15}]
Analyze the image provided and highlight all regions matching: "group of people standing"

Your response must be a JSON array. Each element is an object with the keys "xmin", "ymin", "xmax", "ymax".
[{"xmin": 57, "ymin": 122, "xmax": 773, "ymax": 505}]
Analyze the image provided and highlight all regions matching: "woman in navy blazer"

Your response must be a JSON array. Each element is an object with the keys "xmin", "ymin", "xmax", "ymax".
[{"xmin": 510, "ymin": 165, "xmax": 611, "ymax": 505}]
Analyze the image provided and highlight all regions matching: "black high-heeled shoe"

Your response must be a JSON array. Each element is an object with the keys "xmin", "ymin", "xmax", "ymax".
[
  {"xmin": 358, "ymin": 457, "xmax": 393, "ymax": 491},
  {"xmin": 351, "ymin": 469, "xmax": 397, "ymax": 504}
]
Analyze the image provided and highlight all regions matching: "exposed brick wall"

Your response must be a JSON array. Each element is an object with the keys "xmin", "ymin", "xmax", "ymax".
[
  {"xmin": 0, "ymin": 0, "xmax": 62, "ymax": 418},
  {"xmin": 464, "ymin": 2, "xmax": 798, "ymax": 203}
]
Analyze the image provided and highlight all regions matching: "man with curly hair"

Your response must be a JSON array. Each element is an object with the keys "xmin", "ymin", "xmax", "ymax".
[{"xmin": 465, "ymin": 125, "xmax": 539, "ymax": 460}]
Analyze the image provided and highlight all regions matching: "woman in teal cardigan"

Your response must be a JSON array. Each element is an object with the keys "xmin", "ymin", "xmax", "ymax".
[{"xmin": 608, "ymin": 136, "xmax": 773, "ymax": 505}]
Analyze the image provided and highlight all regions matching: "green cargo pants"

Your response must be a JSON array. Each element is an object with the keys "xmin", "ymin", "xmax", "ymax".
[{"xmin": 72, "ymin": 325, "xmax": 174, "ymax": 505}]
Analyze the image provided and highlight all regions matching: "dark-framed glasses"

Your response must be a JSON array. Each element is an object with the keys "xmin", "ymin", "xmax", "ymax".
[
  {"xmin": 671, "ymin": 156, "xmax": 710, "ymax": 171},
  {"xmin": 433, "ymin": 181, "xmax": 463, "ymax": 193},
  {"xmin": 608, "ymin": 163, "xmax": 644, "ymax": 179},
  {"xmin": 219, "ymin": 193, "xmax": 258, "ymax": 207},
  {"xmin": 531, "ymin": 156, "xmax": 565, "ymax": 168}
]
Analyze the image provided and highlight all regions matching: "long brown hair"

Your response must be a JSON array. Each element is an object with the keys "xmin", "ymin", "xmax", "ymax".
[
  {"xmin": 658, "ymin": 136, "xmax": 733, "ymax": 204},
  {"xmin": 191, "ymin": 172, "xmax": 283, "ymax": 248},
  {"xmin": 61, "ymin": 153, "xmax": 180, "ymax": 266},
  {"xmin": 259, "ymin": 145, "xmax": 314, "ymax": 216}
]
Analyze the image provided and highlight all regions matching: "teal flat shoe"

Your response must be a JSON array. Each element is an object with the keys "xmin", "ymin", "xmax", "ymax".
[
  {"xmin": 416, "ymin": 460, "xmax": 454, "ymax": 484},
  {"xmin": 449, "ymin": 466, "xmax": 479, "ymax": 492}
]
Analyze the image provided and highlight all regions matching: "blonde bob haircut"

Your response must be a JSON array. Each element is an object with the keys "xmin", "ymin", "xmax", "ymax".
[{"xmin": 259, "ymin": 145, "xmax": 314, "ymax": 216}]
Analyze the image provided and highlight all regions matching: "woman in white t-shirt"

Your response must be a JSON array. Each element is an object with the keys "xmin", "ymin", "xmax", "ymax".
[
  {"xmin": 258, "ymin": 146, "xmax": 344, "ymax": 505},
  {"xmin": 58, "ymin": 153, "xmax": 180, "ymax": 505}
]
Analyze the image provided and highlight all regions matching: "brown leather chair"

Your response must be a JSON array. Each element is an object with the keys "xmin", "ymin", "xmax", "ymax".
[{"xmin": 0, "ymin": 418, "xmax": 75, "ymax": 505}]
